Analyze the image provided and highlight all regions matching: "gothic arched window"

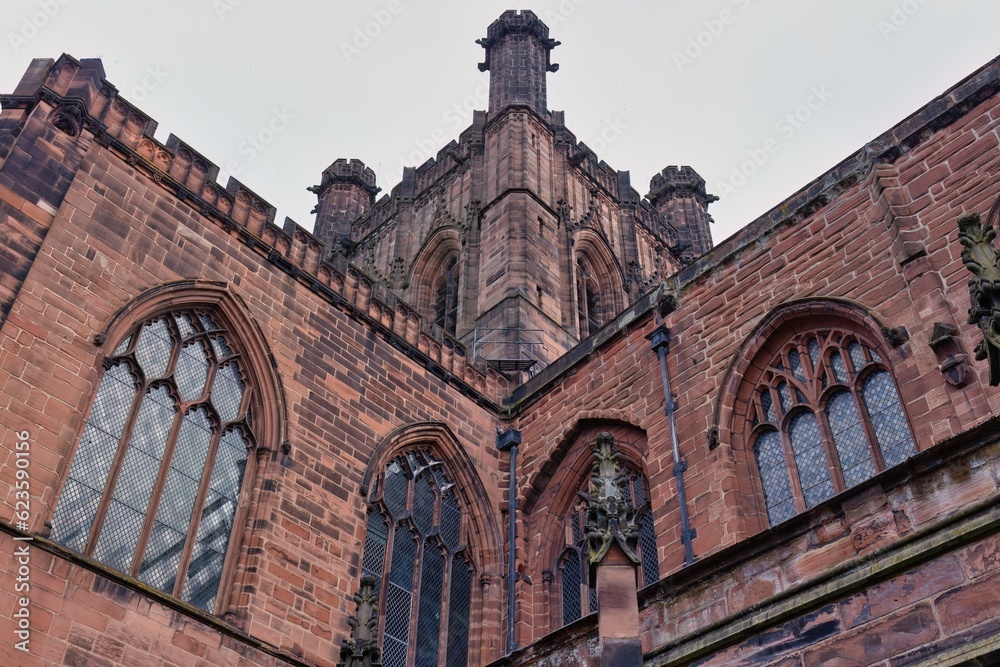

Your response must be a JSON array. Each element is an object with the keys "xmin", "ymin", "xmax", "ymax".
[
  {"xmin": 50, "ymin": 310, "xmax": 255, "ymax": 613},
  {"xmin": 576, "ymin": 259, "xmax": 602, "ymax": 339},
  {"xmin": 557, "ymin": 456, "xmax": 658, "ymax": 626},
  {"xmin": 434, "ymin": 255, "xmax": 460, "ymax": 336},
  {"xmin": 749, "ymin": 329, "xmax": 916, "ymax": 526},
  {"xmin": 361, "ymin": 450, "xmax": 474, "ymax": 667}
]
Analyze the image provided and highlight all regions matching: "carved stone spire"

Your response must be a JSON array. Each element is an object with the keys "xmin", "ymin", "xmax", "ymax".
[
  {"xmin": 582, "ymin": 432, "xmax": 643, "ymax": 569},
  {"xmin": 338, "ymin": 576, "xmax": 381, "ymax": 667},
  {"xmin": 958, "ymin": 213, "xmax": 1000, "ymax": 385}
]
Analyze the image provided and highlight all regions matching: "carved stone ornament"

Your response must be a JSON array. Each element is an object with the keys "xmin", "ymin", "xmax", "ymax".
[
  {"xmin": 929, "ymin": 322, "xmax": 972, "ymax": 387},
  {"xmin": 581, "ymin": 433, "xmax": 643, "ymax": 570},
  {"xmin": 338, "ymin": 575, "xmax": 382, "ymax": 667},
  {"xmin": 958, "ymin": 213, "xmax": 1000, "ymax": 385},
  {"xmin": 50, "ymin": 102, "xmax": 85, "ymax": 137}
]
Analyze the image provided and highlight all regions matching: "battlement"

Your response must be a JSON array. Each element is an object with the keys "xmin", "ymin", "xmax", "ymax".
[
  {"xmin": 648, "ymin": 165, "xmax": 719, "ymax": 207},
  {"xmin": 0, "ymin": 53, "xmax": 507, "ymax": 403},
  {"xmin": 311, "ymin": 158, "xmax": 379, "ymax": 198},
  {"xmin": 477, "ymin": 10, "xmax": 560, "ymax": 73},
  {"xmin": 477, "ymin": 10, "xmax": 558, "ymax": 115}
]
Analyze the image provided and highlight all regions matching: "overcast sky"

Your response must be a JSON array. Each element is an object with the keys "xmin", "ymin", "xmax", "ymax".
[{"xmin": 3, "ymin": 1, "xmax": 998, "ymax": 246}]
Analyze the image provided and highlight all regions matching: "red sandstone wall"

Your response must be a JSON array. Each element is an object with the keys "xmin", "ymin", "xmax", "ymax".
[
  {"xmin": 0, "ymin": 73, "xmax": 508, "ymax": 663},
  {"xmin": 511, "ymin": 63, "xmax": 1000, "ymax": 647}
]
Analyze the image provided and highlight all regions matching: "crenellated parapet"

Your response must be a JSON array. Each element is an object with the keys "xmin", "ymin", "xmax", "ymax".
[
  {"xmin": 477, "ymin": 10, "xmax": 559, "ymax": 115},
  {"xmin": 310, "ymin": 158, "xmax": 380, "ymax": 252},
  {"xmin": 648, "ymin": 165, "xmax": 718, "ymax": 208},
  {"xmin": 0, "ymin": 53, "xmax": 507, "ymax": 404},
  {"xmin": 647, "ymin": 165, "xmax": 718, "ymax": 263}
]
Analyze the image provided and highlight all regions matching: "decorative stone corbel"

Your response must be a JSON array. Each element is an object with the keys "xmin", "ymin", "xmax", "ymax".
[
  {"xmin": 338, "ymin": 576, "xmax": 381, "ymax": 667},
  {"xmin": 928, "ymin": 322, "xmax": 972, "ymax": 387},
  {"xmin": 880, "ymin": 325, "xmax": 909, "ymax": 348},
  {"xmin": 958, "ymin": 213, "xmax": 1000, "ymax": 385},
  {"xmin": 656, "ymin": 286, "xmax": 678, "ymax": 318}
]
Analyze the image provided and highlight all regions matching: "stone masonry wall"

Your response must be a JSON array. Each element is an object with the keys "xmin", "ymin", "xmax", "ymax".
[
  {"xmin": 0, "ymin": 55, "xmax": 509, "ymax": 666},
  {"xmin": 505, "ymin": 52, "xmax": 1000, "ymax": 655}
]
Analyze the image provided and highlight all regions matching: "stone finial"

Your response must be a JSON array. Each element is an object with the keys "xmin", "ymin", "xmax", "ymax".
[
  {"xmin": 958, "ymin": 213, "xmax": 1000, "ymax": 385},
  {"xmin": 581, "ymin": 433, "xmax": 642, "ymax": 570},
  {"xmin": 338, "ymin": 576, "xmax": 382, "ymax": 667}
]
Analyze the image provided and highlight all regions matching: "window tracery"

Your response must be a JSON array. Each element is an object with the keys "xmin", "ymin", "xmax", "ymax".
[
  {"xmin": 361, "ymin": 450, "xmax": 473, "ymax": 667},
  {"xmin": 51, "ymin": 310, "xmax": 255, "ymax": 612},
  {"xmin": 748, "ymin": 329, "xmax": 916, "ymax": 525}
]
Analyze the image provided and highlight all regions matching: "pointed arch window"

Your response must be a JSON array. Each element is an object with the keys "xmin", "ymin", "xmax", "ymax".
[
  {"xmin": 434, "ymin": 255, "xmax": 460, "ymax": 336},
  {"xmin": 749, "ymin": 330, "xmax": 916, "ymax": 526},
  {"xmin": 576, "ymin": 259, "xmax": 602, "ymax": 339},
  {"xmin": 50, "ymin": 310, "xmax": 255, "ymax": 613},
  {"xmin": 557, "ymin": 454, "xmax": 658, "ymax": 626},
  {"xmin": 361, "ymin": 450, "xmax": 473, "ymax": 667}
]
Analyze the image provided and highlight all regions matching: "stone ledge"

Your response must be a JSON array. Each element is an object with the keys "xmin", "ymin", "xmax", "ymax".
[
  {"xmin": 0, "ymin": 522, "xmax": 313, "ymax": 667},
  {"xmin": 644, "ymin": 496, "xmax": 1000, "ymax": 666}
]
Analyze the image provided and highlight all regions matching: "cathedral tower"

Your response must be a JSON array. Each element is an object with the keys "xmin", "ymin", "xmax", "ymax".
[{"xmin": 314, "ymin": 12, "xmax": 710, "ymax": 379}]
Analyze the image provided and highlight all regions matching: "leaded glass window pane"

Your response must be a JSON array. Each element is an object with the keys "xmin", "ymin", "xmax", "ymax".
[
  {"xmin": 138, "ymin": 408, "xmax": 214, "ymax": 591},
  {"xmin": 87, "ymin": 363, "xmax": 138, "ymax": 438},
  {"xmin": 199, "ymin": 314, "xmax": 218, "ymax": 331},
  {"xmin": 52, "ymin": 363, "xmax": 138, "ymax": 551},
  {"xmin": 440, "ymin": 492, "xmax": 462, "ymax": 551},
  {"xmin": 212, "ymin": 362, "xmax": 244, "ymax": 423},
  {"xmin": 777, "ymin": 382, "xmax": 792, "ymax": 412},
  {"xmin": 446, "ymin": 557, "xmax": 472, "ymax": 667},
  {"xmin": 413, "ymin": 473, "xmax": 436, "ymax": 535},
  {"xmin": 113, "ymin": 335, "xmax": 131, "ymax": 357},
  {"xmin": 639, "ymin": 508, "xmax": 659, "ymax": 587},
  {"xmin": 848, "ymin": 341, "xmax": 866, "ymax": 373},
  {"xmin": 175, "ymin": 340, "xmax": 210, "ymax": 403},
  {"xmin": 807, "ymin": 338, "xmax": 821, "ymax": 368},
  {"xmin": 754, "ymin": 430, "xmax": 795, "ymax": 525},
  {"xmin": 561, "ymin": 549, "xmax": 582, "ymax": 624},
  {"xmin": 571, "ymin": 513, "xmax": 583, "ymax": 544},
  {"xmin": 384, "ymin": 525, "xmax": 417, "ymax": 667},
  {"xmin": 364, "ymin": 451, "xmax": 471, "ymax": 666},
  {"xmin": 50, "ymin": 478, "xmax": 103, "ymax": 553},
  {"xmin": 826, "ymin": 392, "xmax": 876, "ymax": 487},
  {"xmin": 211, "ymin": 335, "xmax": 234, "ymax": 362},
  {"xmin": 788, "ymin": 412, "xmax": 834, "ymax": 508},
  {"xmin": 415, "ymin": 544, "xmax": 445, "ymax": 667},
  {"xmin": 383, "ymin": 460, "xmax": 408, "ymax": 518},
  {"xmin": 176, "ymin": 313, "xmax": 197, "ymax": 338},
  {"xmin": 863, "ymin": 371, "xmax": 917, "ymax": 467},
  {"xmin": 789, "ymin": 350, "xmax": 805, "ymax": 382},
  {"xmin": 51, "ymin": 309, "xmax": 254, "ymax": 614},
  {"xmin": 134, "ymin": 319, "xmax": 173, "ymax": 380},
  {"xmin": 362, "ymin": 512, "xmax": 389, "ymax": 584},
  {"xmin": 831, "ymin": 352, "xmax": 848, "ymax": 383},
  {"xmin": 760, "ymin": 388, "xmax": 776, "ymax": 423},
  {"xmin": 750, "ymin": 328, "xmax": 917, "ymax": 527},
  {"xmin": 93, "ymin": 386, "xmax": 178, "ymax": 571}
]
